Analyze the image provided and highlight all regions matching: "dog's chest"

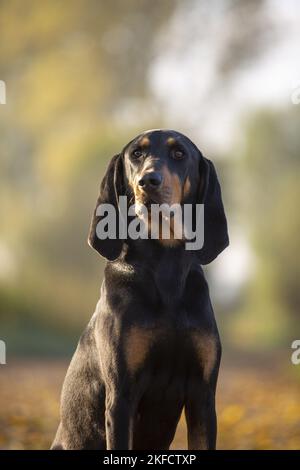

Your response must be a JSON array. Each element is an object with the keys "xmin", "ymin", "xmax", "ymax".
[
  {"xmin": 124, "ymin": 321, "xmax": 218, "ymax": 382},
  {"xmin": 153, "ymin": 255, "xmax": 191, "ymax": 305}
]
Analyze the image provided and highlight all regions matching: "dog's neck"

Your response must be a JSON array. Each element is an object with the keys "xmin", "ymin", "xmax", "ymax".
[{"xmin": 123, "ymin": 239, "xmax": 196, "ymax": 305}]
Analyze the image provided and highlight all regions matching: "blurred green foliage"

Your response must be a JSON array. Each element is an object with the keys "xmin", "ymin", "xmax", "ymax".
[
  {"xmin": 0, "ymin": 0, "xmax": 175, "ymax": 353},
  {"xmin": 227, "ymin": 107, "xmax": 300, "ymax": 350},
  {"xmin": 0, "ymin": 0, "xmax": 299, "ymax": 356}
]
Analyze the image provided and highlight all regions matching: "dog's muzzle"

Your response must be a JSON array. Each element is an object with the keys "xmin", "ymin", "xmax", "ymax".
[{"xmin": 138, "ymin": 172, "xmax": 163, "ymax": 193}]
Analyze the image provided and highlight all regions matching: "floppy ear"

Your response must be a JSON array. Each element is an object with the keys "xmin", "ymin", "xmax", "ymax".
[
  {"xmin": 88, "ymin": 153, "xmax": 125, "ymax": 260},
  {"xmin": 196, "ymin": 156, "xmax": 229, "ymax": 264}
]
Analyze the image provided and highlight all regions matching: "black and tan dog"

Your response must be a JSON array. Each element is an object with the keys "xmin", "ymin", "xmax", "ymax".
[{"xmin": 51, "ymin": 129, "xmax": 229, "ymax": 450}]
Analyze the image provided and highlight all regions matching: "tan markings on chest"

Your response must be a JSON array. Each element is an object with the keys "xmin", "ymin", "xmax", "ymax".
[
  {"xmin": 125, "ymin": 327, "xmax": 153, "ymax": 374},
  {"xmin": 191, "ymin": 334, "xmax": 218, "ymax": 381}
]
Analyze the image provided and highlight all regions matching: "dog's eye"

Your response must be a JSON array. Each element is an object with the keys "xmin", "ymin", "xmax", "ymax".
[
  {"xmin": 132, "ymin": 149, "xmax": 143, "ymax": 159},
  {"xmin": 172, "ymin": 148, "xmax": 185, "ymax": 160}
]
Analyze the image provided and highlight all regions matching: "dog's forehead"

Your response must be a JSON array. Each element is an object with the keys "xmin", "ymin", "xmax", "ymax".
[{"xmin": 128, "ymin": 129, "xmax": 197, "ymax": 149}]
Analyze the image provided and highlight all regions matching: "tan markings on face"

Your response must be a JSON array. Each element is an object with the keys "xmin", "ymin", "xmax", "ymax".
[
  {"xmin": 161, "ymin": 165, "xmax": 182, "ymax": 205},
  {"xmin": 172, "ymin": 173, "xmax": 182, "ymax": 204},
  {"xmin": 167, "ymin": 137, "xmax": 176, "ymax": 146},
  {"xmin": 183, "ymin": 176, "xmax": 191, "ymax": 198},
  {"xmin": 125, "ymin": 327, "xmax": 153, "ymax": 374},
  {"xmin": 131, "ymin": 177, "xmax": 142, "ymax": 202},
  {"xmin": 153, "ymin": 165, "xmax": 183, "ymax": 246},
  {"xmin": 192, "ymin": 334, "xmax": 218, "ymax": 382},
  {"xmin": 140, "ymin": 136, "xmax": 150, "ymax": 147},
  {"xmin": 158, "ymin": 235, "xmax": 181, "ymax": 247},
  {"xmin": 158, "ymin": 205, "xmax": 184, "ymax": 247}
]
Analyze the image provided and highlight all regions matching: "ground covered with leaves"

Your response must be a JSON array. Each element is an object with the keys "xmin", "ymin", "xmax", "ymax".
[{"xmin": 0, "ymin": 358, "xmax": 299, "ymax": 449}]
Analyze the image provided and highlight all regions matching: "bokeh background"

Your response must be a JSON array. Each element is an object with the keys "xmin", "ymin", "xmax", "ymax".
[{"xmin": 0, "ymin": 0, "xmax": 300, "ymax": 449}]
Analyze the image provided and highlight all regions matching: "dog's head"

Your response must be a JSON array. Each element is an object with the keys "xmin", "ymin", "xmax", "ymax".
[{"xmin": 88, "ymin": 129, "xmax": 229, "ymax": 263}]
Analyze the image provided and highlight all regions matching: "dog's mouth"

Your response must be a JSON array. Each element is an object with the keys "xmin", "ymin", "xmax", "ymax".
[
  {"xmin": 134, "ymin": 186, "xmax": 173, "ymax": 207},
  {"xmin": 132, "ymin": 192, "xmax": 185, "ymax": 245},
  {"xmin": 140, "ymin": 196, "xmax": 160, "ymax": 208},
  {"xmin": 134, "ymin": 197, "xmax": 154, "ymax": 219},
  {"xmin": 132, "ymin": 183, "xmax": 183, "ymax": 240},
  {"xmin": 135, "ymin": 196, "xmax": 173, "ymax": 219}
]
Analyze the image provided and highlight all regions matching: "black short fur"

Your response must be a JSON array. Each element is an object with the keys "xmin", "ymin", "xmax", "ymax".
[{"xmin": 51, "ymin": 129, "xmax": 229, "ymax": 450}]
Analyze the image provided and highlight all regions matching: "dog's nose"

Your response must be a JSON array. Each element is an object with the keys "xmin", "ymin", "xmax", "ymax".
[{"xmin": 138, "ymin": 172, "xmax": 163, "ymax": 190}]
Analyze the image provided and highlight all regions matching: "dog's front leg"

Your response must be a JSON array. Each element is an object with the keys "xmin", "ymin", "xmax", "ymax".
[
  {"xmin": 98, "ymin": 316, "xmax": 144, "ymax": 449},
  {"xmin": 185, "ymin": 382, "xmax": 218, "ymax": 450},
  {"xmin": 105, "ymin": 391, "xmax": 134, "ymax": 450},
  {"xmin": 184, "ymin": 328, "xmax": 222, "ymax": 450}
]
